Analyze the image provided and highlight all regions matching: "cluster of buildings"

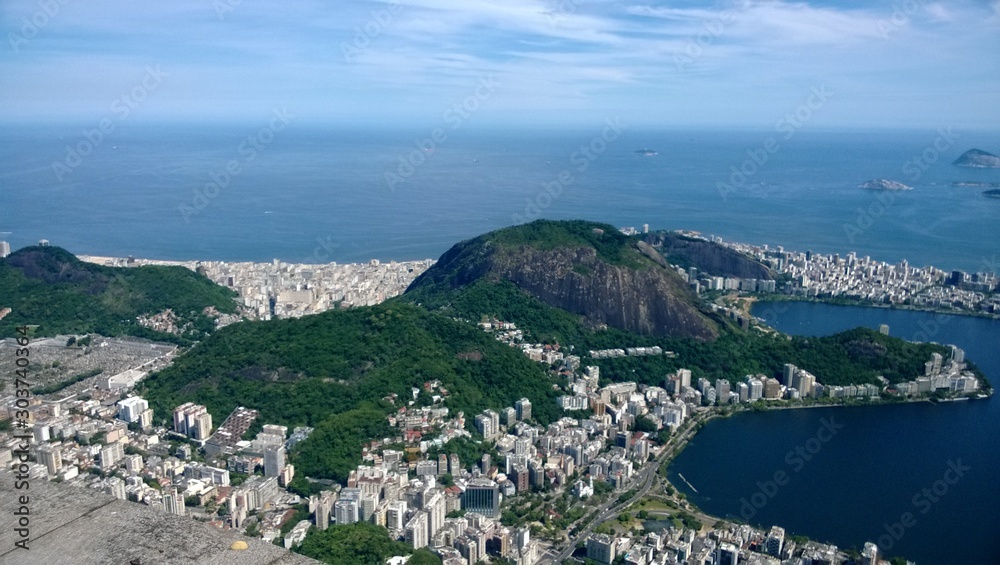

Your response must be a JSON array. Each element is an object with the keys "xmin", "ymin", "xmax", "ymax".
[
  {"xmin": 891, "ymin": 347, "xmax": 982, "ymax": 396},
  {"xmin": 589, "ymin": 346, "xmax": 672, "ymax": 359},
  {"xmin": 300, "ymin": 456, "xmax": 538, "ymax": 564},
  {"xmin": 715, "ymin": 239, "xmax": 998, "ymax": 314},
  {"xmin": 584, "ymin": 523, "xmax": 877, "ymax": 565},
  {"xmin": 677, "ymin": 265, "xmax": 777, "ymax": 295},
  {"xmin": 80, "ymin": 254, "xmax": 434, "ymax": 320}
]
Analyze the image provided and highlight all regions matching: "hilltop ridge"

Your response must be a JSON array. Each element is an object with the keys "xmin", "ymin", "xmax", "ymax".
[
  {"xmin": 406, "ymin": 220, "xmax": 720, "ymax": 340},
  {"xmin": 0, "ymin": 245, "xmax": 237, "ymax": 342}
]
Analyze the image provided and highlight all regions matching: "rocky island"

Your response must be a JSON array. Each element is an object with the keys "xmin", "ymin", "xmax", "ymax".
[
  {"xmin": 859, "ymin": 178, "xmax": 912, "ymax": 191},
  {"xmin": 953, "ymin": 148, "xmax": 1000, "ymax": 168},
  {"xmin": 984, "ymin": 189, "xmax": 1000, "ymax": 199}
]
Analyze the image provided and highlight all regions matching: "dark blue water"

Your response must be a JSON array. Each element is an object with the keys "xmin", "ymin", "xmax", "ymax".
[
  {"xmin": 668, "ymin": 302, "xmax": 1000, "ymax": 564},
  {"xmin": 2, "ymin": 125, "xmax": 999, "ymax": 269}
]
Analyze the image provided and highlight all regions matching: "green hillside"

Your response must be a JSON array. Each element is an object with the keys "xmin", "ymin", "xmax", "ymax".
[
  {"xmin": 0, "ymin": 246, "xmax": 237, "ymax": 343},
  {"xmin": 138, "ymin": 302, "xmax": 561, "ymax": 481},
  {"xmin": 404, "ymin": 277, "xmax": 958, "ymax": 388}
]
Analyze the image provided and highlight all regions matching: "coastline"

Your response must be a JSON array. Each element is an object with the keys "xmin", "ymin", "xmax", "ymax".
[{"xmin": 751, "ymin": 293, "xmax": 1000, "ymax": 321}]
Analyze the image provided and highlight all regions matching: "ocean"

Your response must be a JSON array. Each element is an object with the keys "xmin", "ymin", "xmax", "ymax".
[
  {"xmin": 2, "ymin": 125, "xmax": 999, "ymax": 270},
  {"xmin": 668, "ymin": 302, "xmax": 1000, "ymax": 564}
]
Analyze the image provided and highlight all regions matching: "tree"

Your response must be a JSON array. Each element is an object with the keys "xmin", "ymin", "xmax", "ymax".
[
  {"xmin": 408, "ymin": 548, "xmax": 442, "ymax": 565},
  {"xmin": 296, "ymin": 522, "xmax": 411, "ymax": 564}
]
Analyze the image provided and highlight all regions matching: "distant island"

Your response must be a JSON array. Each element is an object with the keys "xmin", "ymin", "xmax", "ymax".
[
  {"xmin": 984, "ymin": 189, "xmax": 1000, "ymax": 199},
  {"xmin": 951, "ymin": 181, "xmax": 1000, "ymax": 188},
  {"xmin": 635, "ymin": 148, "xmax": 658, "ymax": 156},
  {"xmin": 859, "ymin": 178, "xmax": 912, "ymax": 191},
  {"xmin": 953, "ymin": 148, "xmax": 1000, "ymax": 169}
]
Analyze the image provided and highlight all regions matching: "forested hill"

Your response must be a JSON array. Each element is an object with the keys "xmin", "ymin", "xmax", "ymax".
[
  {"xmin": 405, "ymin": 219, "xmax": 719, "ymax": 340},
  {"xmin": 0, "ymin": 246, "xmax": 237, "ymax": 342},
  {"xmin": 138, "ymin": 302, "xmax": 561, "ymax": 482}
]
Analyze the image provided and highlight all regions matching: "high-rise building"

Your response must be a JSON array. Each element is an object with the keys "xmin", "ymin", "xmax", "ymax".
[
  {"xmin": 677, "ymin": 369, "xmax": 691, "ymax": 390},
  {"xmin": 334, "ymin": 499, "xmax": 359, "ymax": 524},
  {"xmin": 448, "ymin": 453, "xmax": 460, "ymax": 475},
  {"xmin": 715, "ymin": 379, "xmax": 731, "ymax": 405},
  {"xmin": 586, "ymin": 534, "xmax": 617, "ymax": 565},
  {"xmin": 425, "ymin": 492, "xmax": 445, "ymax": 540},
  {"xmin": 100, "ymin": 442, "xmax": 124, "ymax": 470},
  {"xmin": 124, "ymin": 454, "xmax": 143, "ymax": 474},
  {"xmin": 951, "ymin": 346, "xmax": 965, "ymax": 364},
  {"xmin": 264, "ymin": 445, "xmax": 286, "ymax": 477},
  {"xmin": 172, "ymin": 403, "xmax": 212, "ymax": 440},
  {"xmin": 0, "ymin": 241, "xmax": 10, "ymax": 258},
  {"xmin": 162, "ymin": 487, "xmax": 185, "ymax": 516},
  {"xmin": 474, "ymin": 410, "xmax": 500, "ymax": 440},
  {"xmin": 102, "ymin": 476, "xmax": 127, "ymax": 500},
  {"xmin": 717, "ymin": 542, "xmax": 739, "ymax": 565},
  {"xmin": 766, "ymin": 526, "xmax": 785, "ymax": 557},
  {"xmin": 764, "ymin": 378, "xmax": 782, "ymax": 399},
  {"xmin": 386, "ymin": 501, "xmax": 407, "ymax": 531},
  {"xmin": 37, "ymin": 443, "xmax": 62, "ymax": 476},
  {"xmin": 783, "ymin": 364, "xmax": 797, "ymax": 387},
  {"xmin": 502, "ymin": 407, "xmax": 517, "ymax": 426},
  {"xmin": 462, "ymin": 478, "xmax": 500, "ymax": 517},
  {"xmin": 117, "ymin": 397, "xmax": 153, "ymax": 428},
  {"xmin": 405, "ymin": 511, "xmax": 428, "ymax": 549},
  {"xmin": 514, "ymin": 398, "xmax": 532, "ymax": 422},
  {"xmin": 738, "ymin": 382, "xmax": 749, "ymax": 402}
]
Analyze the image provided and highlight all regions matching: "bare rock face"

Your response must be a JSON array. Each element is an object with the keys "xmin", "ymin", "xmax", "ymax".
[
  {"xmin": 407, "ymin": 221, "xmax": 719, "ymax": 340},
  {"xmin": 493, "ymin": 246, "xmax": 717, "ymax": 340},
  {"xmin": 641, "ymin": 232, "xmax": 772, "ymax": 280}
]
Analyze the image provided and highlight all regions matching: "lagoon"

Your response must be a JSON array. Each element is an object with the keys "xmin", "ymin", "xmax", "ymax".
[{"xmin": 666, "ymin": 301, "xmax": 1000, "ymax": 564}]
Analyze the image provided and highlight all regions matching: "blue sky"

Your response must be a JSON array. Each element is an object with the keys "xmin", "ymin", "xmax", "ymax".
[{"xmin": 1, "ymin": 0, "xmax": 998, "ymax": 129}]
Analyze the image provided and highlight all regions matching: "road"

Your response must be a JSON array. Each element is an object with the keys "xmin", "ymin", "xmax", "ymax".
[{"xmin": 547, "ymin": 411, "xmax": 712, "ymax": 563}]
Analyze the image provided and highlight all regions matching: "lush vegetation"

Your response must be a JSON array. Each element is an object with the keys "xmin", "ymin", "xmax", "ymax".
[
  {"xmin": 295, "ymin": 522, "xmax": 426, "ymax": 564},
  {"xmin": 293, "ymin": 404, "xmax": 393, "ymax": 482},
  {"xmin": 139, "ymin": 301, "xmax": 562, "ymax": 482},
  {"xmin": 0, "ymin": 246, "xmax": 237, "ymax": 342},
  {"xmin": 488, "ymin": 219, "xmax": 647, "ymax": 268},
  {"xmin": 404, "ymin": 278, "xmax": 955, "ymax": 387}
]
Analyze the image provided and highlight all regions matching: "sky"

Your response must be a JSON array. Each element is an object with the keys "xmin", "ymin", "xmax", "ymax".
[{"xmin": 1, "ymin": 0, "xmax": 999, "ymax": 129}]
